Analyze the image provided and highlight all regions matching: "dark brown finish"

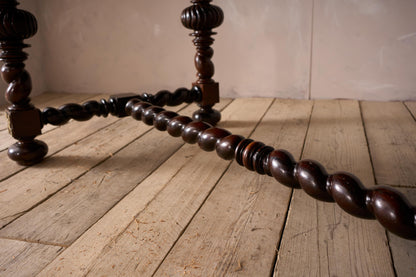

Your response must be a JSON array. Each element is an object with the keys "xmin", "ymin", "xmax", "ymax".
[
  {"xmin": 138, "ymin": 86, "xmax": 201, "ymax": 107},
  {"xmin": 42, "ymin": 94, "xmax": 138, "ymax": 126},
  {"xmin": 123, "ymin": 97, "xmax": 416, "ymax": 240},
  {"xmin": 41, "ymin": 87, "xmax": 200, "ymax": 126},
  {"xmin": 182, "ymin": 121, "xmax": 212, "ymax": 144},
  {"xmin": 0, "ymin": 0, "xmax": 47, "ymax": 165},
  {"xmin": 3, "ymin": 0, "xmax": 415, "ymax": 243},
  {"xmin": 181, "ymin": 0, "xmax": 224, "ymax": 125}
]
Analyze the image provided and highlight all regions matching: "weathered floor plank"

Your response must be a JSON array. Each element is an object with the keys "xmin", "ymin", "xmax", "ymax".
[
  {"xmin": 387, "ymin": 188, "xmax": 416, "ymax": 277},
  {"xmin": 0, "ymin": 99, "xmax": 231, "ymax": 246},
  {"xmin": 275, "ymin": 100, "xmax": 394, "ymax": 276},
  {"xmin": 0, "ymin": 95, "xmax": 413, "ymax": 277},
  {"xmin": 0, "ymin": 92, "xmax": 97, "ymax": 131},
  {"xmin": 363, "ymin": 102, "xmax": 416, "ymax": 277},
  {"xmin": 0, "ymin": 109, "xmax": 7, "ymax": 131},
  {"xmin": 0, "ymin": 239, "xmax": 63, "ymax": 277},
  {"xmin": 0, "ymin": 102, "xmax": 189, "ymax": 228},
  {"xmin": 0, "ymin": 93, "xmax": 98, "ymax": 151},
  {"xmin": 404, "ymin": 101, "xmax": 416, "ymax": 119},
  {"xmin": 155, "ymin": 99, "xmax": 313, "ymax": 276},
  {"xmin": 0, "ymin": 94, "xmax": 116, "ymax": 182},
  {"xmin": 0, "ymin": 92, "xmax": 65, "ymax": 131},
  {"xmin": 38, "ymin": 98, "xmax": 272, "ymax": 277},
  {"xmin": 361, "ymin": 101, "xmax": 416, "ymax": 188}
]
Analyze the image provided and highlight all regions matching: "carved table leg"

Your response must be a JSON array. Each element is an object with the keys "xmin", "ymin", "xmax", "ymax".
[
  {"xmin": 0, "ymin": 0, "xmax": 47, "ymax": 165},
  {"xmin": 181, "ymin": 0, "xmax": 223, "ymax": 125}
]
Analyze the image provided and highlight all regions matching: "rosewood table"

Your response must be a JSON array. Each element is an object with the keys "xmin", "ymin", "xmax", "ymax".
[{"xmin": 0, "ymin": 0, "xmax": 415, "ymax": 241}]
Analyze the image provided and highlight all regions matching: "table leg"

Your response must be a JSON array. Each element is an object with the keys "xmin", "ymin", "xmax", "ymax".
[
  {"xmin": 0, "ymin": 0, "xmax": 47, "ymax": 165},
  {"xmin": 181, "ymin": 0, "xmax": 224, "ymax": 125}
]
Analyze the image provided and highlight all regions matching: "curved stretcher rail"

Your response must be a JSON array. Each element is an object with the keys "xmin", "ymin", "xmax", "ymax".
[{"xmin": 123, "ymin": 98, "xmax": 416, "ymax": 240}]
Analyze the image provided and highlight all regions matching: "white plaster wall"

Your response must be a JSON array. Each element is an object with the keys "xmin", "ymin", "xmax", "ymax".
[
  {"xmin": 3, "ymin": 0, "xmax": 416, "ymax": 102},
  {"xmin": 0, "ymin": 0, "xmax": 45, "ymax": 107},
  {"xmin": 35, "ymin": 0, "xmax": 312, "ymax": 99},
  {"xmin": 215, "ymin": 0, "xmax": 312, "ymax": 98},
  {"xmin": 311, "ymin": 0, "xmax": 416, "ymax": 100}
]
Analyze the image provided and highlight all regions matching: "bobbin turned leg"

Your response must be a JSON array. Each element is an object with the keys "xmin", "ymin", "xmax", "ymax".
[
  {"xmin": 181, "ymin": 0, "xmax": 223, "ymax": 125},
  {"xmin": 0, "ymin": 0, "xmax": 47, "ymax": 165}
]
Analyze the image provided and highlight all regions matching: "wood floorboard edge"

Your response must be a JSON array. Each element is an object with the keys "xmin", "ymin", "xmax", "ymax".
[
  {"xmin": 0, "ymin": 236, "xmax": 68, "ymax": 248},
  {"xmin": 44, "ymin": 99, "xmax": 233, "ymax": 248},
  {"xmin": 36, "ymin": 99, "xmax": 267, "ymax": 276},
  {"xmin": 153, "ymin": 100, "xmax": 312, "ymax": 277},
  {"xmin": 0, "ymin": 95, "xmax": 215, "ymax": 182},
  {"xmin": 275, "ymin": 100, "xmax": 394, "ymax": 276},
  {"xmin": 0, "ymin": 116, "xmax": 122, "ymax": 183},
  {"xmin": 0, "ymin": 106, "xmax": 189, "ymax": 229},
  {"xmin": 0, "ymin": 93, "xmax": 110, "ymax": 151},
  {"xmin": 271, "ymin": 100, "xmax": 315, "ymax": 276},
  {"xmin": 152, "ymin": 99, "xmax": 274, "ymax": 275},
  {"xmin": 0, "ymin": 100, "xmax": 211, "ymax": 234},
  {"xmin": 403, "ymin": 101, "xmax": 416, "ymax": 121},
  {"xmin": 358, "ymin": 100, "xmax": 378, "ymax": 187}
]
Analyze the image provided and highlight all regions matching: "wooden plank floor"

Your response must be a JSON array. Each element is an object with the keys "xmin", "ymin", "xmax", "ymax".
[{"xmin": 0, "ymin": 93, "xmax": 415, "ymax": 277}]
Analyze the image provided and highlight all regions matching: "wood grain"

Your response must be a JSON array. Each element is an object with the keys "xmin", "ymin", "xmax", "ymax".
[
  {"xmin": 0, "ymin": 94, "xmax": 413, "ymax": 276},
  {"xmin": 404, "ymin": 101, "xmax": 416, "ymax": 119},
  {"xmin": 0, "ymin": 100, "xmax": 230, "ymax": 246},
  {"xmin": 275, "ymin": 100, "xmax": 394, "ymax": 276},
  {"xmin": 38, "ymin": 98, "xmax": 272, "ymax": 277},
  {"xmin": 361, "ymin": 101, "xmax": 416, "ymax": 187},
  {"xmin": 363, "ymin": 102, "xmax": 416, "ymax": 277},
  {"xmin": 0, "ymin": 93, "xmax": 98, "ymax": 151},
  {"xmin": 155, "ymin": 99, "xmax": 313, "ymax": 276},
  {"xmin": 0, "ymin": 102, "xmax": 188, "ymax": 228},
  {"xmin": 0, "ymin": 239, "xmax": 63, "ymax": 276},
  {"xmin": 0, "ymin": 109, "xmax": 7, "ymax": 131},
  {"xmin": 0, "ymin": 94, "xmax": 116, "ymax": 182},
  {"xmin": 387, "ymin": 188, "xmax": 416, "ymax": 277}
]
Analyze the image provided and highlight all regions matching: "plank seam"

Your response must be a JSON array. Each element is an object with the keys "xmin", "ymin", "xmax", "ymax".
[
  {"xmin": 150, "ymin": 161, "xmax": 235, "ymax": 277},
  {"xmin": 0, "ymin": 118, "xmax": 123, "ymax": 183},
  {"xmin": 152, "ymin": 99, "xmax": 275, "ymax": 276},
  {"xmin": 0, "ymin": 112, "xmax": 184, "ymax": 232},
  {"xmin": 270, "ymin": 100, "xmax": 315, "ymax": 277},
  {"xmin": 40, "ymin": 100, "xmax": 234, "ymax": 273},
  {"xmin": 386, "ymin": 231, "xmax": 399, "ymax": 277},
  {"xmin": 360, "ymin": 101, "xmax": 398, "ymax": 275},
  {"xmin": 403, "ymin": 102, "xmax": 416, "ymax": 122},
  {"xmin": 0, "ymin": 94, "xmax": 105, "ymax": 152},
  {"xmin": 0, "ymin": 236, "xmax": 67, "ymax": 248},
  {"xmin": 358, "ymin": 101, "xmax": 378, "ymax": 186},
  {"xmin": 0, "ymin": 94, "xmax": 123, "ymax": 182},
  {"xmin": 379, "ymin": 183, "xmax": 416, "ymax": 189}
]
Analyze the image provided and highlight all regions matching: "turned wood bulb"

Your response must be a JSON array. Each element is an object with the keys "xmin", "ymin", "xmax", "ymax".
[
  {"xmin": 181, "ymin": 1, "xmax": 224, "ymax": 32},
  {"xmin": 0, "ymin": 5, "xmax": 37, "ymax": 40}
]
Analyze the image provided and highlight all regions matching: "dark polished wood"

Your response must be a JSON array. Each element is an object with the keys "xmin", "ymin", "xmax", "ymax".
[
  {"xmin": 41, "ymin": 87, "xmax": 200, "ymax": 126},
  {"xmin": 181, "ymin": 0, "xmax": 224, "ymax": 125},
  {"xmin": 3, "ymin": 0, "xmax": 415, "ymax": 242},
  {"xmin": 0, "ymin": 0, "xmax": 47, "ymax": 165},
  {"xmin": 124, "ymin": 97, "xmax": 416, "ymax": 240}
]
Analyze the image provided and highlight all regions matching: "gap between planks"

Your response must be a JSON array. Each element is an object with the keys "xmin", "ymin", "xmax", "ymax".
[
  {"xmin": 0, "ymin": 92, "xmax": 102, "ymax": 151},
  {"xmin": 0, "ymin": 99, "xmax": 231, "ymax": 246},
  {"xmin": 275, "ymin": 100, "xmax": 395, "ymax": 277},
  {"xmin": 0, "ymin": 97, "xmax": 191, "ymax": 229},
  {"xmin": 154, "ymin": 99, "xmax": 313, "ymax": 277},
  {"xmin": 0, "ymin": 93, "xmax": 119, "ymax": 181},
  {"xmin": 37, "ymin": 98, "xmax": 273, "ymax": 276}
]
